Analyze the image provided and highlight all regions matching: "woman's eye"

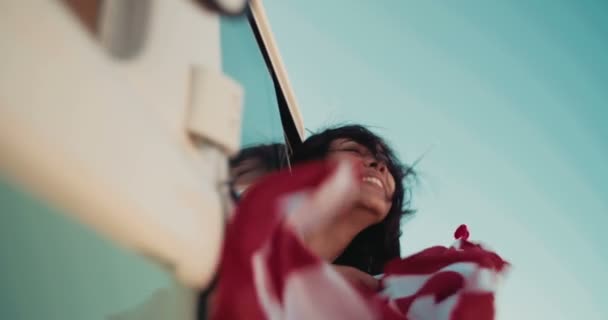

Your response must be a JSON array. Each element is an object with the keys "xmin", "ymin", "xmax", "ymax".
[{"xmin": 344, "ymin": 148, "xmax": 363, "ymax": 154}]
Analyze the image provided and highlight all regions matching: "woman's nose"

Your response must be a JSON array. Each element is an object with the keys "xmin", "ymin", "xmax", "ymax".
[{"xmin": 364, "ymin": 157, "xmax": 387, "ymax": 173}]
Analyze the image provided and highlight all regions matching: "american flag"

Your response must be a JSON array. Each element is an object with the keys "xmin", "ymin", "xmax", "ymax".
[{"xmin": 211, "ymin": 161, "xmax": 509, "ymax": 320}]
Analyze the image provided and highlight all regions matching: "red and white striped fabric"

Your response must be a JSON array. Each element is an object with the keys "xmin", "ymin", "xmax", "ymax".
[{"xmin": 211, "ymin": 160, "xmax": 509, "ymax": 320}]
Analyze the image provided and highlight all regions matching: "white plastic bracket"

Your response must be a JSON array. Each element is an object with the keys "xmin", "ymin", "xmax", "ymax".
[{"xmin": 186, "ymin": 66, "xmax": 244, "ymax": 156}]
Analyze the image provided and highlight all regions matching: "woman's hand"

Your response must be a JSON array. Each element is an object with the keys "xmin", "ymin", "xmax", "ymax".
[{"xmin": 334, "ymin": 265, "xmax": 380, "ymax": 292}]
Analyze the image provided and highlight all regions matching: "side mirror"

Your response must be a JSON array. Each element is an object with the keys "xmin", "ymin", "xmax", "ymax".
[{"xmin": 196, "ymin": 0, "xmax": 250, "ymax": 16}]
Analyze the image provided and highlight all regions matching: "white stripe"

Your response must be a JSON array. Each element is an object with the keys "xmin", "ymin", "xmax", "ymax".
[
  {"xmin": 252, "ymin": 248, "xmax": 284, "ymax": 320},
  {"xmin": 407, "ymin": 295, "xmax": 436, "ymax": 320},
  {"xmin": 435, "ymin": 294, "xmax": 459, "ymax": 320},
  {"xmin": 381, "ymin": 262, "xmax": 500, "ymax": 299},
  {"xmin": 282, "ymin": 263, "xmax": 378, "ymax": 320},
  {"xmin": 406, "ymin": 294, "xmax": 459, "ymax": 320},
  {"xmin": 465, "ymin": 268, "xmax": 499, "ymax": 293},
  {"xmin": 381, "ymin": 274, "xmax": 431, "ymax": 298}
]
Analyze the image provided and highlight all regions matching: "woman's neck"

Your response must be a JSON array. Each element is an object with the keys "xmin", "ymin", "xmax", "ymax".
[{"xmin": 304, "ymin": 208, "xmax": 374, "ymax": 262}]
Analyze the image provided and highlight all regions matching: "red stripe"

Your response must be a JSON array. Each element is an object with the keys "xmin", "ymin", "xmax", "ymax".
[
  {"xmin": 450, "ymin": 293, "xmax": 495, "ymax": 320},
  {"xmin": 263, "ymin": 224, "xmax": 321, "ymax": 304},
  {"xmin": 384, "ymin": 246, "xmax": 508, "ymax": 275}
]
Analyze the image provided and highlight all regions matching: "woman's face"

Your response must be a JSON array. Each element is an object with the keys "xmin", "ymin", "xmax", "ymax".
[
  {"xmin": 229, "ymin": 158, "xmax": 269, "ymax": 201},
  {"xmin": 327, "ymin": 138, "xmax": 396, "ymax": 222}
]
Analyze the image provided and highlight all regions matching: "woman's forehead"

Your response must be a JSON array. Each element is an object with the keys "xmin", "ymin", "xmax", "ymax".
[{"xmin": 331, "ymin": 138, "xmax": 386, "ymax": 154}]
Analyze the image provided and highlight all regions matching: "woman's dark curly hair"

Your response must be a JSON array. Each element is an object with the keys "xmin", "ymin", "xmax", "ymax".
[
  {"xmin": 228, "ymin": 143, "xmax": 287, "ymax": 172},
  {"xmin": 292, "ymin": 125, "xmax": 416, "ymax": 275}
]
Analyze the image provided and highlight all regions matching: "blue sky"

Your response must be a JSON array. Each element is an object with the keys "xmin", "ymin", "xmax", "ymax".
[{"xmin": 258, "ymin": 1, "xmax": 608, "ymax": 319}]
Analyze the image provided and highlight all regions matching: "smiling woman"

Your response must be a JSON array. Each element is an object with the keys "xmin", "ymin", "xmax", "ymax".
[
  {"xmin": 292, "ymin": 125, "xmax": 416, "ymax": 275},
  {"xmin": 219, "ymin": 124, "xmax": 416, "ymax": 298}
]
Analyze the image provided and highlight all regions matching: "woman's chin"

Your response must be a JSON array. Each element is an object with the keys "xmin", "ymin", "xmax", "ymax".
[{"xmin": 355, "ymin": 198, "xmax": 389, "ymax": 222}]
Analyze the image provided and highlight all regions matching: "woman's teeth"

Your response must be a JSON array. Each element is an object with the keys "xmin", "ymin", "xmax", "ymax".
[{"xmin": 362, "ymin": 176, "xmax": 383, "ymax": 189}]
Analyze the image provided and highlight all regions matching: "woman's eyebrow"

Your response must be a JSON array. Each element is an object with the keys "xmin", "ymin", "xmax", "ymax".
[
  {"xmin": 376, "ymin": 152, "xmax": 390, "ymax": 163},
  {"xmin": 374, "ymin": 144, "xmax": 388, "ymax": 156}
]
